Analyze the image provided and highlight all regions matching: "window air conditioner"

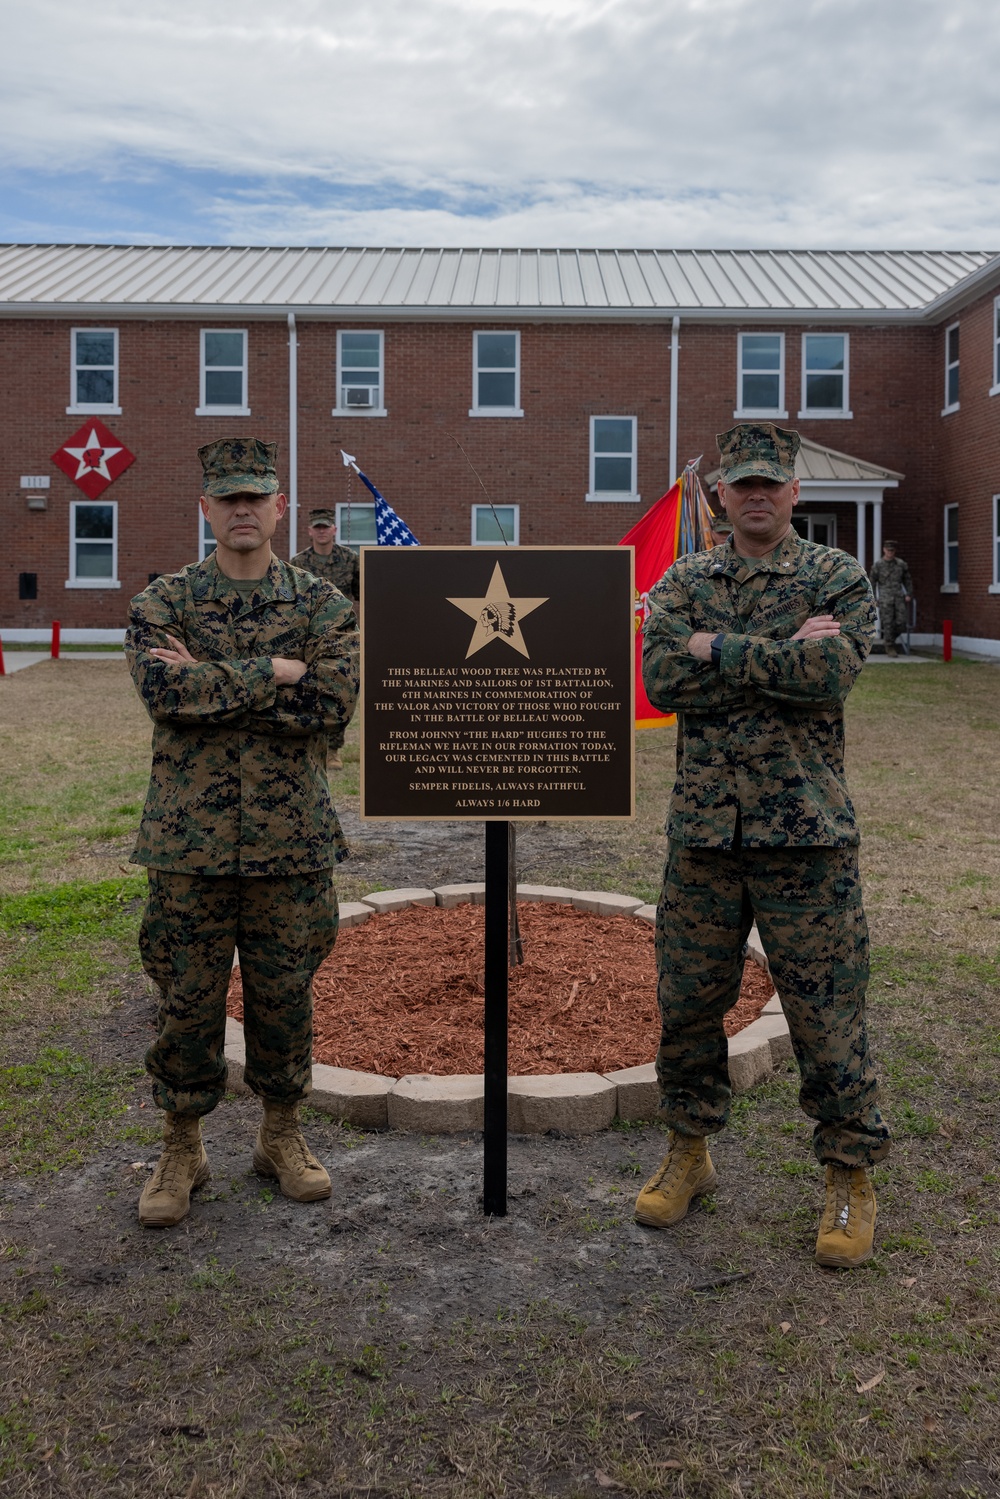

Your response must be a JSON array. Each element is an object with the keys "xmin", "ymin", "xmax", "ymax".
[{"xmin": 343, "ymin": 385, "xmax": 375, "ymax": 408}]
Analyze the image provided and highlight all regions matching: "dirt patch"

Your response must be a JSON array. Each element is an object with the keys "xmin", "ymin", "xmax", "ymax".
[{"xmin": 227, "ymin": 901, "xmax": 774, "ymax": 1076}]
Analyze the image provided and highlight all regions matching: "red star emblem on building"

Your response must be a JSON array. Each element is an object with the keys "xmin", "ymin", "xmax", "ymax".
[{"xmin": 52, "ymin": 418, "xmax": 135, "ymax": 499}]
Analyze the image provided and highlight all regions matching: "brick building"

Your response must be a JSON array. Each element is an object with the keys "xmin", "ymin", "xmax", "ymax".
[{"xmin": 2, "ymin": 244, "xmax": 999, "ymax": 653}]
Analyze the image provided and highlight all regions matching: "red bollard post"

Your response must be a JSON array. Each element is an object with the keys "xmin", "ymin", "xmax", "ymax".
[
  {"xmin": 942, "ymin": 619, "xmax": 952, "ymax": 662},
  {"xmin": 0, "ymin": 635, "xmax": 6, "ymax": 676},
  {"xmin": 51, "ymin": 621, "xmax": 61, "ymax": 660}
]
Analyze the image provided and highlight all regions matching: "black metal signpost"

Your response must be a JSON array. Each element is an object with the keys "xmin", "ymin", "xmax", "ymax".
[
  {"xmin": 483, "ymin": 821, "xmax": 509, "ymax": 1216},
  {"xmin": 360, "ymin": 547, "xmax": 634, "ymax": 1215}
]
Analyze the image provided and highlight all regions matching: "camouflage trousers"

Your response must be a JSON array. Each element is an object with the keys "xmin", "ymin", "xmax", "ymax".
[
  {"xmin": 656, "ymin": 843, "xmax": 891, "ymax": 1167},
  {"xmin": 140, "ymin": 869, "xmax": 339, "ymax": 1116},
  {"xmin": 879, "ymin": 592, "xmax": 908, "ymax": 646}
]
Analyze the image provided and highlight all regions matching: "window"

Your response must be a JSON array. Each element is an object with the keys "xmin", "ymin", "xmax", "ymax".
[
  {"xmin": 335, "ymin": 502, "xmax": 377, "ymax": 553},
  {"xmin": 67, "ymin": 501, "xmax": 119, "ymax": 588},
  {"xmin": 799, "ymin": 333, "xmax": 850, "ymax": 417},
  {"xmin": 992, "ymin": 495, "xmax": 1000, "ymax": 593},
  {"xmin": 197, "ymin": 329, "xmax": 249, "ymax": 415},
  {"xmin": 992, "ymin": 299, "xmax": 1000, "ymax": 396},
  {"xmin": 736, "ymin": 333, "xmax": 786, "ymax": 416},
  {"xmin": 790, "ymin": 513, "xmax": 837, "ymax": 547},
  {"xmin": 587, "ymin": 416, "xmax": 638, "ymax": 501},
  {"xmin": 69, "ymin": 328, "xmax": 120, "ymax": 413},
  {"xmin": 334, "ymin": 330, "xmax": 385, "ymax": 415},
  {"xmin": 943, "ymin": 503, "xmax": 959, "ymax": 590},
  {"xmin": 199, "ymin": 510, "xmax": 217, "ymax": 560},
  {"xmin": 470, "ymin": 330, "xmax": 522, "ymax": 416},
  {"xmin": 472, "ymin": 504, "xmax": 519, "ymax": 545},
  {"xmin": 943, "ymin": 322, "xmax": 960, "ymax": 413}
]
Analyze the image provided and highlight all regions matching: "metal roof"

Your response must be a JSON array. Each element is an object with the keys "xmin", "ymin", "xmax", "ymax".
[
  {"xmin": 706, "ymin": 435, "xmax": 905, "ymax": 488},
  {"xmin": 0, "ymin": 244, "xmax": 996, "ymax": 320}
]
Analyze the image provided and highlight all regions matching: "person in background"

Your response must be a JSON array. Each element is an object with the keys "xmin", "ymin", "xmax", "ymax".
[
  {"xmin": 869, "ymin": 541, "xmax": 913, "ymax": 656},
  {"xmin": 291, "ymin": 509, "xmax": 360, "ymax": 603},
  {"xmin": 708, "ymin": 514, "xmax": 734, "ymax": 547},
  {"xmin": 291, "ymin": 509, "xmax": 361, "ymax": 769}
]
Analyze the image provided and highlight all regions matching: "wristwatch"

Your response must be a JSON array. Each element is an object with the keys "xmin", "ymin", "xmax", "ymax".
[{"xmin": 710, "ymin": 633, "xmax": 725, "ymax": 669}]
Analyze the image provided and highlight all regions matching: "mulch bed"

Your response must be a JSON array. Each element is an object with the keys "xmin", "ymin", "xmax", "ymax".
[{"xmin": 227, "ymin": 901, "xmax": 775, "ymax": 1077}]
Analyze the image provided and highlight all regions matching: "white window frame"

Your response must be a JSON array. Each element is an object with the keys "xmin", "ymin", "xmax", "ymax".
[
  {"xmin": 586, "ymin": 415, "xmax": 639, "ymax": 503},
  {"xmin": 991, "ymin": 298, "xmax": 1000, "ymax": 397},
  {"xmin": 66, "ymin": 500, "xmax": 121, "ymax": 589},
  {"xmin": 68, "ymin": 327, "xmax": 121, "ymax": 415},
  {"xmin": 990, "ymin": 495, "xmax": 1000, "ymax": 594},
  {"xmin": 469, "ymin": 329, "xmax": 523, "ymax": 417},
  {"xmin": 335, "ymin": 501, "xmax": 377, "ymax": 553},
  {"xmin": 734, "ymin": 331, "xmax": 787, "ymax": 418},
  {"xmin": 942, "ymin": 321, "xmax": 960, "ymax": 415},
  {"xmin": 332, "ymin": 329, "xmax": 386, "ymax": 417},
  {"xmin": 196, "ymin": 328, "xmax": 250, "ymax": 416},
  {"xmin": 791, "ymin": 512, "xmax": 838, "ymax": 548},
  {"xmin": 798, "ymin": 332, "xmax": 852, "ymax": 419},
  {"xmin": 471, "ymin": 503, "xmax": 520, "ymax": 545},
  {"xmin": 199, "ymin": 509, "xmax": 217, "ymax": 561},
  {"xmin": 942, "ymin": 502, "xmax": 959, "ymax": 592}
]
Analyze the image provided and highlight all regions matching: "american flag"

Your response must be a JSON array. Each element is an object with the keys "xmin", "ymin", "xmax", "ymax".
[
  {"xmin": 342, "ymin": 453, "xmax": 419, "ymax": 546},
  {"xmin": 373, "ymin": 492, "xmax": 419, "ymax": 547}
]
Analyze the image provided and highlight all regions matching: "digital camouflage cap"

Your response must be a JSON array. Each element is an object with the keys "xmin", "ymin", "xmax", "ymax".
[
  {"xmin": 716, "ymin": 422, "xmax": 800, "ymax": 484},
  {"xmin": 309, "ymin": 508, "xmax": 336, "ymax": 525},
  {"xmin": 199, "ymin": 438, "xmax": 280, "ymax": 497}
]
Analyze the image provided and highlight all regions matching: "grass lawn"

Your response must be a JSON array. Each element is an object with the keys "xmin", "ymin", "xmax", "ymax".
[{"xmin": 1, "ymin": 655, "xmax": 999, "ymax": 1498}]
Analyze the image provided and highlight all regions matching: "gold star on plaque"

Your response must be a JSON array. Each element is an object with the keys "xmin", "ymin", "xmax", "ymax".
[{"xmin": 447, "ymin": 562, "xmax": 549, "ymax": 659}]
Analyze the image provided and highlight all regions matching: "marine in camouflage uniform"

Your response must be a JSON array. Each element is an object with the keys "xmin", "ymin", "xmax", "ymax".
[
  {"xmin": 126, "ymin": 438, "xmax": 359, "ymax": 1228},
  {"xmin": 290, "ymin": 507, "xmax": 358, "ymax": 771},
  {"xmin": 291, "ymin": 507, "xmax": 360, "ymax": 602},
  {"xmin": 634, "ymin": 421, "xmax": 890, "ymax": 1268},
  {"xmin": 869, "ymin": 542, "xmax": 913, "ymax": 655}
]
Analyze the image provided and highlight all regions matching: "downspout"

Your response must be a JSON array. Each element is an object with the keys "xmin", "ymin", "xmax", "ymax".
[
  {"xmin": 287, "ymin": 312, "xmax": 298, "ymax": 557},
  {"xmin": 668, "ymin": 315, "xmax": 680, "ymax": 484}
]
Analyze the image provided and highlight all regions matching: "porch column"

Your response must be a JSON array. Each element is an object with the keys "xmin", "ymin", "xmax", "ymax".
[
  {"xmin": 855, "ymin": 499, "xmax": 867, "ymax": 572},
  {"xmin": 872, "ymin": 495, "xmax": 883, "ymax": 562}
]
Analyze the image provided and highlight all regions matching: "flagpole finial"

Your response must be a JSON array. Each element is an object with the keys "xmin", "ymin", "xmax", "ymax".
[{"xmin": 341, "ymin": 449, "xmax": 357, "ymax": 468}]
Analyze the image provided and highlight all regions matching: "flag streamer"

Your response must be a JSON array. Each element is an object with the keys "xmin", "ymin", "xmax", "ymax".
[{"xmin": 618, "ymin": 458, "xmax": 714, "ymax": 730}]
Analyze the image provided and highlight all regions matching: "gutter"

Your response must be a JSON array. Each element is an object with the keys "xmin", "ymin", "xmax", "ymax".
[
  {"xmin": 0, "ymin": 301, "xmax": 981, "ymax": 324},
  {"xmin": 668, "ymin": 316, "xmax": 680, "ymax": 484},
  {"xmin": 287, "ymin": 312, "xmax": 298, "ymax": 557}
]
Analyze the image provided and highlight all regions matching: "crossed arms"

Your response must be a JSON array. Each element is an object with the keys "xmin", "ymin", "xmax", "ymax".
[
  {"xmin": 642, "ymin": 561, "xmax": 876, "ymax": 714},
  {"xmin": 125, "ymin": 588, "xmax": 359, "ymax": 739}
]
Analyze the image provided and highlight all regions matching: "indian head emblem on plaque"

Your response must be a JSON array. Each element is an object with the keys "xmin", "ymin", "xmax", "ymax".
[{"xmin": 447, "ymin": 562, "xmax": 548, "ymax": 659}]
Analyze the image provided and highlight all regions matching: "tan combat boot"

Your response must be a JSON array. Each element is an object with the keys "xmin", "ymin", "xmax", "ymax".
[
  {"xmin": 139, "ymin": 1112, "xmax": 210, "ymax": 1228},
  {"xmin": 815, "ymin": 1164, "xmax": 877, "ymax": 1267},
  {"xmin": 634, "ymin": 1131, "xmax": 718, "ymax": 1228},
  {"xmin": 253, "ymin": 1100, "xmax": 331, "ymax": 1202}
]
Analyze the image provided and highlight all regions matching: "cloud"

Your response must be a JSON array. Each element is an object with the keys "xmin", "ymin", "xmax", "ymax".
[{"xmin": 1, "ymin": 0, "xmax": 998, "ymax": 246}]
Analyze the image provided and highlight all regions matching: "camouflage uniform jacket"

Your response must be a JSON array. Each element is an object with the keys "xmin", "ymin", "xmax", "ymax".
[
  {"xmin": 869, "ymin": 556, "xmax": 913, "ymax": 598},
  {"xmin": 126, "ymin": 553, "xmax": 359, "ymax": 876},
  {"xmin": 642, "ymin": 530, "xmax": 875, "ymax": 850},
  {"xmin": 290, "ymin": 544, "xmax": 360, "ymax": 602}
]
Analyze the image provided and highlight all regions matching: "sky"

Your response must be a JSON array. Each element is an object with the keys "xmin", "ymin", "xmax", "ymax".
[{"xmin": 1, "ymin": 0, "xmax": 998, "ymax": 249}]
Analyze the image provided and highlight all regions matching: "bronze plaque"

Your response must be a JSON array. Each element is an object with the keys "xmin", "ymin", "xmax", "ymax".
[{"xmin": 361, "ymin": 547, "xmax": 634, "ymax": 821}]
